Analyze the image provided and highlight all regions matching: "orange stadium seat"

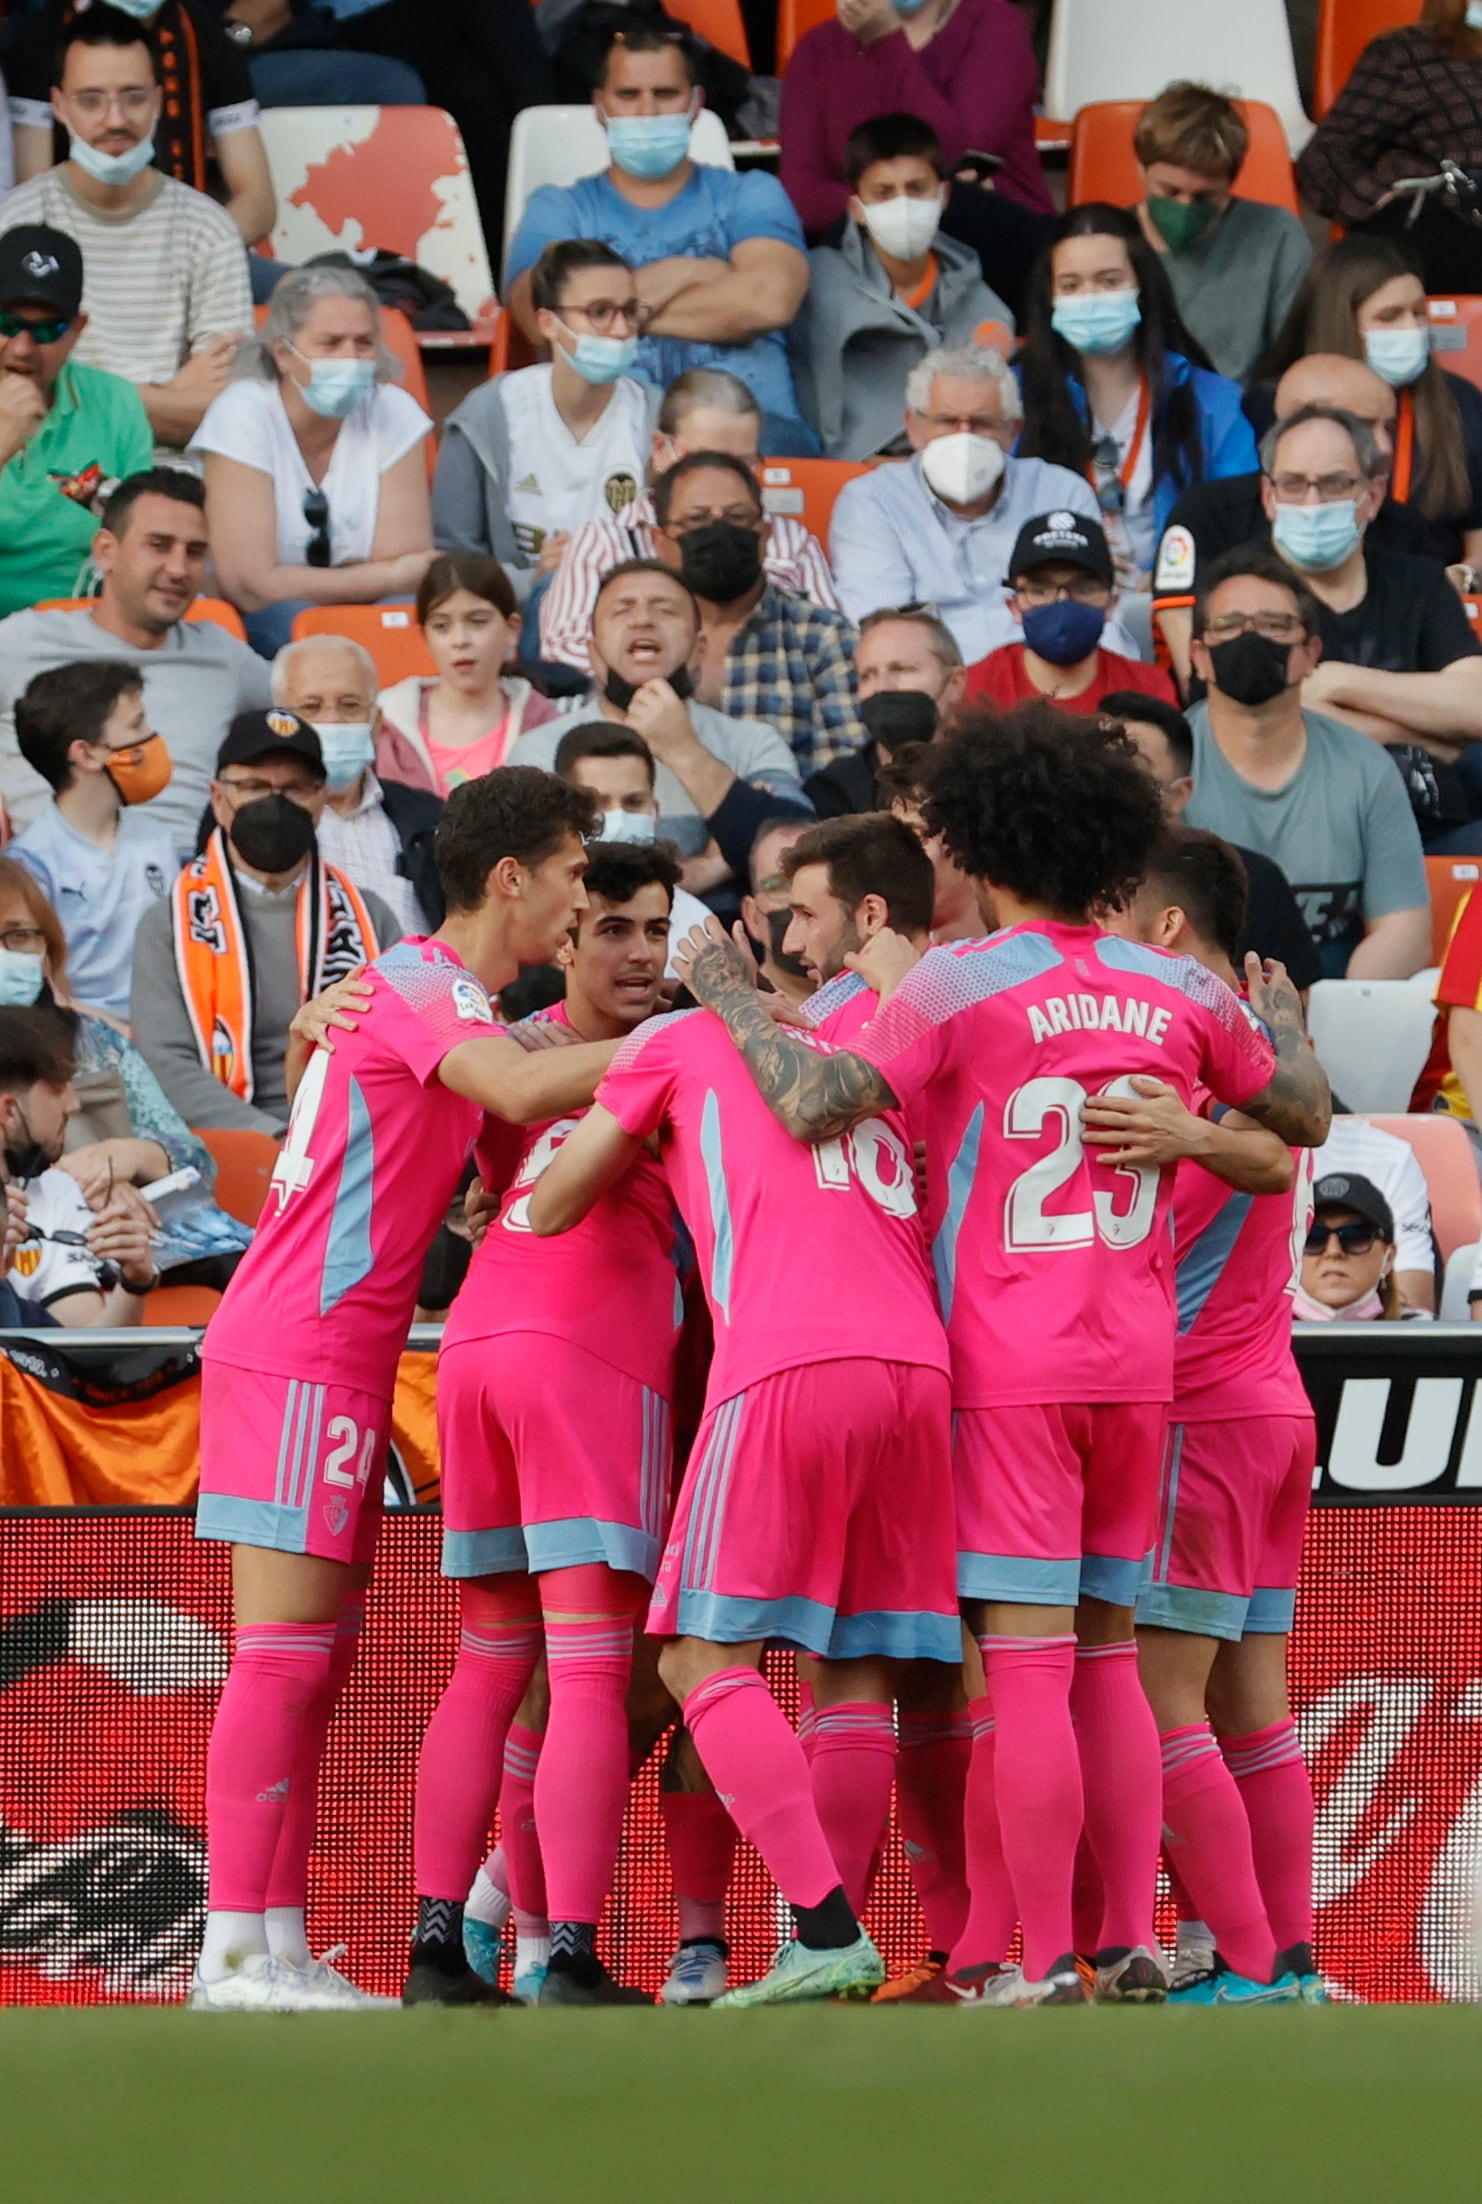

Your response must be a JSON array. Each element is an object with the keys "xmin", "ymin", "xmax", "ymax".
[
  {"xmin": 1427, "ymin": 855, "xmax": 1482, "ymax": 968},
  {"xmin": 142, "ymin": 1283, "xmax": 223, "ymax": 1325},
  {"xmin": 291, "ymin": 603, "xmax": 436, "ymax": 686},
  {"xmin": 488, "ymin": 311, "xmax": 538, "ymax": 377},
  {"xmin": 1427, "ymin": 299, "xmax": 1482, "ymax": 399},
  {"xmin": 758, "ymin": 458, "xmax": 872, "ymax": 543},
  {"xmin": 667, "ymin": 0, "xmax": 751, "ymax": 68},
  {"xmin": 1068, "ymin": 99, "xmax": 1300, "ymax": 214},
  {"xmin": 776, "ymin": 0, "xmax": 833, "ymax": 73},
  {"xmin": 1314, "ymin": 0, "xmax": 1422, "ymax": 120},
  {"xmin": 35, "ymin": 595, "xmax": 249, "ymax": 640},
  {"xmin": 1365, "ymin": 1113, "xmax": 1482, "ymax": 1263},
  {"xmin": 195, "ymin": 1128, "xmax": 279, "ymax": 1228}
]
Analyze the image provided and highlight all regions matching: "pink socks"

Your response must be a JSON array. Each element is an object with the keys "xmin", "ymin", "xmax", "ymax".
[
  {"xmin": 950, "ymin": 1697, "xmax": 1017, "ymax": 1972},
  {"xmin": 1222, "ymin": 1719, "xmax": 1315, "ymax": 1954},
  {"xmin": 978, "ymin": 1634, "xmax": 1081, "ymax": 1980},
  {"xmin": 896, "ymin": 1707, "xmax": 971, "ymax": 1958},
  {"xmin": 1071, "ymin": 1641, "xmax": 1161, "ymax": 1957},
  {"xmin": 498, "ymin": 1724, "xmax": 548, "ymax": 1919},
  {"xmin": 535, "ymin": 1606, "xmax": 636, "ymax": 1928},
  {"xmin": 205, "ymin": 1619, "xmax": 338, "ymax": 1913},
  {"xmin": 683, "ymin": 1667, "xmax": 842, "ymax": 1911},
  {"xmin": 660, "ymin": 1788, "xmax": 737, "ymax": 1944},
  {"xmin": 265, "ymin": 1591, "xmax": 365, "ymax": 1922},
  {"xmin": 412, "ymin": 1587, "xmax": 542, "ymax": 1900},
  {"xmin": 808, "ymin": 1702, "xmax": 897, "ymax": 1917},
  {"xmin": 1161, "ymin": 1725, "xmax": 1275, "ymax": 1982}
]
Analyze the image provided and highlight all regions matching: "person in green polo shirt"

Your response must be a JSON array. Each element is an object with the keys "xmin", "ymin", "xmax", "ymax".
[{"xmin": 0, "ymin": 223, "xmax": 152, "ymax": 619}]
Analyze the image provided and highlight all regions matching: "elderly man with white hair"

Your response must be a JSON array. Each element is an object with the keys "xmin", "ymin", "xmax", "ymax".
[
  {"xmin": 828, "ymin": 343, "xmax": 1125, "ymax": 666},
  {"xmin": 272, "ymin": 633, "xmax": 442, "ymax": 934}
]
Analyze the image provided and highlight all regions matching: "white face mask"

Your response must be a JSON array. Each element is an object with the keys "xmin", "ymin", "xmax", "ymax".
[
  {"xmin": 596, "ymin": 807, "xmax": 657, "ymax": 843},
  {"xmin": 919, "ymin": 430, "xmax": 1006, "ymax": 507},
  {"xmin": 858, "ymin": 191, "xmax": 943, "ymax": 264}
]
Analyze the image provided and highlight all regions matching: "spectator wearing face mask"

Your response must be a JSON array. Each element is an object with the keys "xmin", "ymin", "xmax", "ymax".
[
  {"xmin": 967, "ymin": 512, "xmax": 1177, "ymax": 714},
  {"xmin": 1295, "ymin": 1174, "xmax": 1407, "ymax": 1324},
  {"xmin": 738, "ymin": 815, "xmax": 814, "ymax": 1007},
  {"xmin": 789, "ymin": 112, "xmax": 1013, "ymax": 462},
  {"xmin": 552, "ymin": 720, "xmax": 715, "ymax": 962},
  {"xmin": 806, "ymin": 603, "xmax": 967, "ymax": 817}
]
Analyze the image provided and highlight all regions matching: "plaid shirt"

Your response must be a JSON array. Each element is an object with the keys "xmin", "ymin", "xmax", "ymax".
[
  {"xmin": 1298, "ymin": 26, "xmax": 1482, "ymax": 225},
  {"xmin": 720, "ymin": 584, "xmax": 863, "ymax": 777}
]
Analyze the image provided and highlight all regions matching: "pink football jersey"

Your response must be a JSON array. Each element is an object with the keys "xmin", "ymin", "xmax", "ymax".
[
  {"xmin": 852, "ymin": 922, "xmax": 1277, "ymax": 1407},
  {"xmin": 444, "ymin": 1002, "xmax": 682, "ymax": 1397},
  {"xmin": 1172, "ymin": 1134, "xmax": 1314, "ymax": 1422},
  {"xmin": 803, "ymin": 968, "xmax": 876, "ymax": 1046},
  {"xmin": 203, "ymin": 939, "xmax": 498, "ymax": 1395},
  {"xmin": 597, "ymin": 1008, "xmax": 948, "ymax": 1401}
]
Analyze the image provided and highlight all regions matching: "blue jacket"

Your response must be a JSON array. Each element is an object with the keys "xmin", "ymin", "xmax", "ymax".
[{"xmin": 1058, "ymin": 351, "xmax": 1259, "ymax": 537}]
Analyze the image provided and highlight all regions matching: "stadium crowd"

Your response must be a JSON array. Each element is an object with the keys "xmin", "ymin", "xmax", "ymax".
[{"xmin": 2, "ymin": 0, "xmax": 1482, "ymax": 2013}]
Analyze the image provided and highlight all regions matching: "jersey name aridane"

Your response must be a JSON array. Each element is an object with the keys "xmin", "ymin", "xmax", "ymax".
[{"xmin": 1027, "ymin": 992, "xmax": 1174, "ymax": 1044}]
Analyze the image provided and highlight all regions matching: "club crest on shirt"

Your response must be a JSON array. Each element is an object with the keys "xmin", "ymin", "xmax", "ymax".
[
  {"xmin": 12, "ymin": 1243, "xmax": 41, "ymax": 1278},
  {"xmin": 48, "ymin": 461, "xmax": 104, "ymax": 508},
  {"xmin": 323, "ymin": 1495, "xmax": 350, "ymax": 1539},
  {"xmin": 604, "ymin": 470, "xmax": 639, "ymax": 514},
  {"xmin": 452, "ymin": 976, "xmax": 493, "ymax": 1023},
  {"xmin": 145, "ymin": 865, "xmax": 167, "ymax": 899}
]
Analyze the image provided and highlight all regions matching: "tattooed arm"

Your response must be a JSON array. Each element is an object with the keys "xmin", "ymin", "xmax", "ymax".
[
  {"xmin": 1237, "ymin": 956, "xmax": 1332, "ymax": 1148},
  {"xmin": 674, "ymin": 921, "xmax": 900, "ymax": 1142}
]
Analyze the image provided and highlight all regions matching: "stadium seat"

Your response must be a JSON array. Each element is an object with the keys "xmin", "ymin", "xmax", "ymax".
[
  {"xmin": 1426, "ymin": 298, "xmax": 1482, "ymax": 399},
  {"xmin": 1044, "ymin": 0, "xmax": 1313, "ymax": 157},
  {"xmin": 195, "ymin": 1128, "xmax": 279, "ymax": 1227},
  {"xmin": 1440, "ymin": 1238, "xmax": 1479, "ymax": 1318},
  {"xmin": 667, "ymin": 0, "xmax": 751, "ymax": 68},
  {"xmin": 776, "ymin": 0, "xmax": 834, "ymax": 73},
  {"xmin": 488, "ymin": 311, "xmax": 538, "ymax": 377},
  {"xmin": 1308, "ymin": 979, "xmax": 1438, "ymax": 1113},
  {"xmin": 35, "ymin": 594, "xmax": 249, "ymax": 640},
  {"xmin": 1067, "ymin": 99, "xmax": 1299, "ymax": 214},
  {"xmin": 503, "ymin": 105, "xmax": 735, "ymax": 283},
  {"xmin": 252, "ymin": 302, "xmax": 434, "ymax": 477},
  {"xmin": 758, "ymin": 458, "xmax": 876, "ymax": 542},
  {"xmin": 256, "ymin": 106, "xmax": 498, "ymax": 347},
  {"xmin": 1426, "ymin": 856, "xmax": 1482, "ymax": 967},
  {"xmin": 1365, "ymin": 1113, "xmax": 1482, "ymax": 1263},
  {"xmin": 1314, "ymin": 0, "xmax": 1422, "ymax": 120},
  {"xmin": 142, "ymin": 1282, "xmax": 223, "ymax": 1325},
  {"xmin": 291, "ymin": 603, "xmax": 436, "ymax": 686}
]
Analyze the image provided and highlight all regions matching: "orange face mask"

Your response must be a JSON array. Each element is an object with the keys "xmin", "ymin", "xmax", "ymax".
[{"xmin": 104, "ymin": 733, "xmax": 173, "ymax": 807}]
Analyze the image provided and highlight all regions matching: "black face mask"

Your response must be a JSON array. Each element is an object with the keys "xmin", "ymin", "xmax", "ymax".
[
  {"xmin": 229, "ymin": 793, "xmax": 318, "ymax": 875},
  {"xmin": 763, "ymin": 905, "xmax": 810, "ymax": 982},
  {"xmin": 677, "ymin": 521, "xmax": 765, "ymax": 605},
  {"xmin": 1206, "ymin": 629, "xmax": 1294, "ymax": 710},
  {"xmin": 5, "ymin": 1101, "xmax": 53, "ymax": 1183},
  {"xmin": 602, "ymin": 662, "xmax": 695, "ymax": 713},
  {"xmin": 859, "ymin": 689, "xmax": 939, "ymax": 751}
]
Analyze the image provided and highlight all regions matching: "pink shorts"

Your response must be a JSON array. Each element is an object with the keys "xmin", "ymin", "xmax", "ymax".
[
  {"xmin": 438, "ymin": 1334, "xmax": 672, "ymax": 1582},
  {"xmin": 953, "ymin": 1399, "xmax": 1167, "ymax": 1609},
  {"xmin": 649, "ymin": 1358, "xmax": 959, "ymax": 1663},
  {"xmin": 195, "ymin": 1359, "xmax": 388, "ymax": 1566},
  {"xmin": 1137, "ymin": 1414, "xmax": 1317, "ymax": 1641}
]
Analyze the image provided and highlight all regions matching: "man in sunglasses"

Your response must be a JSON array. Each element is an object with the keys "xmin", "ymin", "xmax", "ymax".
[{"xmin": 0, "ymin": 222, "xmax": 151, "ymax": 618}]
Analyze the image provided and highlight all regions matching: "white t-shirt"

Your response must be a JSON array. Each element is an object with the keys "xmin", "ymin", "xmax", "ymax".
[
  {"xmin": 7, "ymin": 1167, "xmax": 104, "ymax": 1309},
  {"xmin": 190, "ymin": 377, "xmax": 431, "ymax": 566},
  {"xmin": 1315, "ymin": 1117, "xmax": 1438, "ymax": 1279},
  {"xmin": 498, "ymin": 365, "xmax": 649, "ymax": 563}
]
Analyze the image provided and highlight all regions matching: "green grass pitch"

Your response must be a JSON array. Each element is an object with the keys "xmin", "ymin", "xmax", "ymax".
[{"xmin": 6, "ymin": 2006, "xmax": 1482, "ymax": 2203}]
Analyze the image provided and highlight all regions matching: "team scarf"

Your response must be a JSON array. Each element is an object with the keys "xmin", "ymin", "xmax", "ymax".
[{"xmin": 171, "ymin": 827, "xmax": 380, "ymax": 1103}]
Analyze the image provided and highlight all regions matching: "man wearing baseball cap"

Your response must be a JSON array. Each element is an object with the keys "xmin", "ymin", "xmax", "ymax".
[
  {"xmin": 131, "ymin": 710, "xmax": 402, "ymax": 1138},
  {"xmin": 964, "ymin": 509, "xmax": 1180, "ymax": 714},
  {"xmin": 0, "ymin": 222, "xmax": 151, "ymax": 618}
]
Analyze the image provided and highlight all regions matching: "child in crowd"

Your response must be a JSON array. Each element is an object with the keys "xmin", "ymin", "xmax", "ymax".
[{"xmin": 375, "ymin": 554, "xmax": 557, "ymax": 799}]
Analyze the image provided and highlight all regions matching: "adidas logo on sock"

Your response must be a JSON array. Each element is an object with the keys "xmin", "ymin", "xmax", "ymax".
[{"xmin": 255, "ymin": 1777, "xmax": 291, "ymax": 1803}]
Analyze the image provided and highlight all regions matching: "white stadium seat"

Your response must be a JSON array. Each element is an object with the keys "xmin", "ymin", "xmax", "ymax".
[
  {"xmin": 1441, "ymin": 1240, "xmax": 1480, "ymax": 1321},
  {"xmin": 1307, "ymin": 980, "xmax": 1438, "ymax": 1116},
  {"xmin": 1044, "ymin": 0, "xmax": 1313, "ymax": 157}
]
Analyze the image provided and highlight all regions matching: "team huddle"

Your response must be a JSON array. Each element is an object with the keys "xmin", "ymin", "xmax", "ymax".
[{"xmin": 186, "ymin": 698, "xmax": 1334, "ymax": 2014}]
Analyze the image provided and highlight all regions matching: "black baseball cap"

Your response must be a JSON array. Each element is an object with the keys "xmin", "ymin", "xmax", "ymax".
[
  {"xmin": 0, "ymin": 226, "xmax": 84, "ymax": 320},
  {"xmin": 216, "ymin": 709, "xmax": 325, "ymax": 777},
  {"xmin": 1312, "ymin": 1172, "xmax": 1394, "ymax": 1240},
  {"xmin": 1009, "ymin": 510, "xmax": 1115, "ymax": 587}
]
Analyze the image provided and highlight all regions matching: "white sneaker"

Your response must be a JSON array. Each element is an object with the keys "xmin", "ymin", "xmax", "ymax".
[
  {"xmin": 187, "ymin": 1953, "xmax": 332, "ymax": 2012},
  {"xmin": 1171, "ymin": 1929, "xmax": 1217, "ymax": 1992},
  {"xmin": 660, "ymin": 1940, "xmax": 729, "ymax": 2006},
  {"xmin": 1094, "ymin": 1945, "xmax": 1168, "ymax": 2005},
  {"xmin": 962, "ymin": 1954, "xmax": 1089, "ymax": 2008},
  {"xmin": 290, "ymin": 1946, "xmax": 397, "ymax": 2009}
]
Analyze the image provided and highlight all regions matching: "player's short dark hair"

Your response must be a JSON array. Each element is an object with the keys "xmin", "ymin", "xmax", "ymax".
[
  {"xmin": 530, "ymin": 239, "xmax": 633, "ymax": 316},
  {"xmin": 875, "ymin": 741, "xmax": 935, "ymax": 810},
  {"xmin": 598, "ymin": 21, "xmax": 696, "ymax": 85},
  {"xmin": 416, "ymin": 550, "xmax": 517, "ymax": 625},
  {"xmin": 1100, "ymin": 691, "xmax": 1193, "ymax": 778},
  {"xmin": 553, "ymin": 721, "xmax": 656, "ymax": 785},
  {"xmin": 99, "ymin": 467, "xmax": 205, "ymax": 538},
  {"xmin": 1138, "ymin": 827, "xmax": 1249, "ymax": 967},
  {"xmin": 0, "ymin": 1005, "xmax": 76, "ymax": 1095},
  {"xmin": 592, "ymin": 556, "xmax": 700, "ymax": 624},
  {"xmin": 923, "ymin": 701, "xmax": 1164, "ymax": 917},
  {"xmin": 579, "ymin": 838, "xmax": 683, "ymax": 920},
  {"xmin": 58, "ymin": 6, "xmax": 159, "ymax": 79},
  {"xmin": 434, "ymin": 767, "xmax": 598, "ymax": 913},
  {"xmin": 1192, "ymin": 548, "xmax": 1320, "ymax": 640},
  {"xmin": 651, "ymin": 452, "xmax": 762, "ymax": 527},
  {"xmin": 15, "ymin": 661, "xmax": 144, "ymax": 793},
  {"xmin": 844, "ymin": 112, "xmax": 945, "ymax": 186},
  {"xmin": 781, "ymin": 812, "xmax": 935, "ymax": 938}
]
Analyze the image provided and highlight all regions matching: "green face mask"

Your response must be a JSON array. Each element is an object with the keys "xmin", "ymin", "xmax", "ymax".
[{"xmin": 1146, "ymin": 193, "xmax": 1221, "ymax": 253}]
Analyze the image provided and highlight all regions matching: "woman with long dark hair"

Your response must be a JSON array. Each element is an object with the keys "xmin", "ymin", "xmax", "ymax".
[
  {"xmin": 1254, "ymin": 234, "xmax": 1482, "ymax": 570},
  {"xmin": 1015, "ymin": 205, "xmax": 1256, "ymax": 592}
]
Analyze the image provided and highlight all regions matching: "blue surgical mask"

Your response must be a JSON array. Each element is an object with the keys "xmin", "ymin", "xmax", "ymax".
[
  {"xmin": 891, "ymin": 0, "xmax": 933, "ymax": 15},
  {"xmin": 69, "ymin": 131, "xmax": 156, "ymax": 187},
  {"xmin": 1271, "ymin": 497, "xmax": 1363, "ymax": 572},
  {"xmin": 557, "ymin": 325, "xmax": 640, "ymax": 385},
  {"xmin": 1364, "ymin": 326, "xmax": 1430, "ymax": 388},
  {"xmin": 1051, "ymin": 289, "xmax": 1142, "ymax": 357},
  {"xmin": 605, "ymin": 110, "xmax": 694, "ymax": 182},
  {"xmin": 313, "ymin": 721, "xmax": 376, "ymax": 792},
  {"xmin": 1020, "ymin": 598, "xmax": 1106, "ymax": 667},
  {"xmin": 0, "ymin": 948, "xmax": 45, "ymax": 1007},
  {"xmin": 290, "ymin": 348, "xmax": 377, "ymax": 420},
  {"xmin": 102, "ymin": 0, "xmax": 163, "ymax": 16},
  {"xmin": 596, "ymin": 807, "xmax": 657, "ymax": 844}
]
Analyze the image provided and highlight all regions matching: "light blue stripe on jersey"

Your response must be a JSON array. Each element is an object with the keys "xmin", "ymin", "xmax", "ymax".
[
  {"xmin": 321, "ymin": 1075, "xmax": 376, "ymax": 1316},
  {"xmin": 1137, "ymin": 1578, "xmax": 1250, "ymax": 1641},
  {"xmin": 925, "ymin": 928, "xmax": 1064, "ymax": 1010},
  {"xmin": 1156, "ymin": 1425, "xmax": 1186, "ymax": 1582},
  {"xmin": 272, "ymin": 1378, "xmax": 300, "ymax": 1507},
  {"xmin": 802, "ymin": 968, "xmax": 868, "ymax": 1024},
  {"xmin": 1175, "ymin": 1192, "xmax": 1253, "ymax": 1335},
  {"xmin": 683, "ymin": 1392, "xmax": 744, "ymax": 1594},
  {"xmin": 933, "ymin": 1102, "xmax": 984, "ymax": 1324},
  {"xmin": 699, "ymin": 1088, "xmax": 734, "ymax": 1322},
  {"xmin": 673, "ymin": 1587, "xmax": 960, "ymax": 1663},
  {"xmin": 1094, "ymin": 932, "xmax": 1230, "ymax": 1014},
  {"xmin": 1244, "ymin": 1585, "xmax": 1297, "ymax": 1633},
  {"xmin": 290, "ymin": 1383, "xmax": 325, "ymax": 1512}
]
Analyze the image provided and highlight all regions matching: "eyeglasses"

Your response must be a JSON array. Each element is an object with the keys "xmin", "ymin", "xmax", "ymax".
[
  {"xmin": 920, "ymin": 414, "xmax": 1012, "ymax": 435},
  {"xmin": 1203, "ymin": 612, "xmax": 1307, "ymax": 643},
  {"xmin": 68, "ymin": 87, "xmax": 156, "ymax": 119},
  {"xmin": 664, "ymin": 507, "xmax": 762, "ymax": 535},
  {"xmin": 0, "ymin": 307, "xmax": 74, "ymax": 344},
  {"xmin": 1267, "ymin": 472, "xmax": 1366, "ymax": 502},
  {"xmin": 303, "ymin": 488, "xmax": 331, "ymax": 569},
  {"xmin": 1016, "ymin": 577, "xmax": 1110, "ymax": 607},
  {"xmin": 560, "ymin": 296, "xmax": 646, "ymax": 335},
  {"xmin": 0, "ymin": 925, "xmax": 46, "ymax": 954},
  {"xmin": 218, "ymin": 775, "xmax": 322, "ymax": 807},
  {"xmin": 1304, "ymin": 1220, "xmax": 1382, "ymax": 1256}
]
